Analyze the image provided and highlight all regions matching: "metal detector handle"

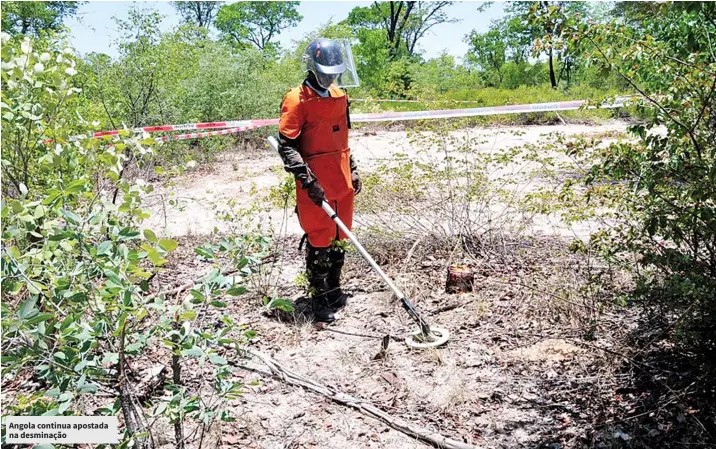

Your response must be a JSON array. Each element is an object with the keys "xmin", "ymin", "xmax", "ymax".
[{"xmin": 320, "ymin": 201, "xmax": 404, "ymax": 299}]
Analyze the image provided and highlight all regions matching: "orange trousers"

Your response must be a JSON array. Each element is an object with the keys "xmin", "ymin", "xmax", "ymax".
[{"xmin": 296, "ymin": 187, "xmax": 354, "ymax": 248}]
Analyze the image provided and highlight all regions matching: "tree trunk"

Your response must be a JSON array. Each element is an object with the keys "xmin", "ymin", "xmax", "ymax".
[{"xmin": 548, "ymin": 48, "xmax": 557, "ymax": 88}]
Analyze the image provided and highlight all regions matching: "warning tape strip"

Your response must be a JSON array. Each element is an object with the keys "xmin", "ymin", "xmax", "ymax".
[
  {"xmin": 155, "ymin": 125, "xmax": 263, "ymax": 142},
  {"xmin": 351, "ymin": 98, "xmax": 478, "ymax": 103},
  {"xmin": 51, "ymin": 97, "xmax": 632, "ymax": 144},
  {"xmin": 350, "ymin": 99, "xmax": 628, "ymax": 123}
]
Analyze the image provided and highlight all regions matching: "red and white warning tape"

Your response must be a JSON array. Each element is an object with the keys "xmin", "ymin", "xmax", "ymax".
[
  {"xmin": 351, "ymin": 98, "xmax": 478, "ymax": 103},
  {"xmin": 350, "ymin": 98, "xmax": 629, "ymax": 123},
  {"xmin": 50, "ymin": 97, "xmax": 632, "ymax": 145}
]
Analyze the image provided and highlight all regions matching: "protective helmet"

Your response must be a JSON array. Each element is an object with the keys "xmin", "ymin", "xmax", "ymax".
[{"xmin": 302, "ymin": 38, "xmax": 359, "ymax": 89}]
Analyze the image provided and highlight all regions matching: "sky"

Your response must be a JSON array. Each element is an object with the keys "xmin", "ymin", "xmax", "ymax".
[{"xmin": 65, "ymin": 1, "xmax": 506, "ymax": 61}]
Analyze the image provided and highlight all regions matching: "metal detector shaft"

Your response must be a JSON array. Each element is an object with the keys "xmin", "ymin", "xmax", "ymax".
[{"xmin": 320, "ymin": 202, "xmax": 432, "ymax": 336}]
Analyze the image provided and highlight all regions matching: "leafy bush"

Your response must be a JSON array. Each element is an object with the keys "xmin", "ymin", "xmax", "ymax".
[
  {"xmin": 1, "ymin": 36, "xmax": 272, "ymax": 447},
  {"xmin": 573, "ymin": 3, "xmax": 716, "ymax": 345}
]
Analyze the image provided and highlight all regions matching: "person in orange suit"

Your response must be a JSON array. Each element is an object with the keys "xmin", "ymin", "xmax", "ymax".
[{"xmin": 277, "ymin": 38, "xmax": 361, "ymax": 323}]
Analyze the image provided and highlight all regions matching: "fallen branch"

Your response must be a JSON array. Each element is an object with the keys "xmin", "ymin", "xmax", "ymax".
[
  {"xmin": 145, "ymin": 281, "xmax": 195, "ymax": 301},
  {"xmin": 144, "ymin": 267, "xmax": 243, "ymax": 301},
  {"xmin": 245, "ymin": 349, "xmax": 482, "ymax": 449}
]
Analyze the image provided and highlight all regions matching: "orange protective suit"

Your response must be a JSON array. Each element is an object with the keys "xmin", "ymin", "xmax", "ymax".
[{"xmin": 279, "ymin": 84, "xmax": 354, "ymax": 247}]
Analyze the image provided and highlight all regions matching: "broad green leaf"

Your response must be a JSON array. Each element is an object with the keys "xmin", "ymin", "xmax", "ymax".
[
  {"xmin": 147, "ymin": 248, "xmax": 167, "ymax": 266},
  {"xmin": 18, "ymin": 296, "xmax": 38, "ymax": 319},
  {"xmin": 27, "ymin": 313, "xmax": 53, "ymax": 325},
  {"xmin": 45, "ymin": 388, "xmax": 61, "ymax": 398},
  {"xmin": 181, "ymin": 347, "xmax": 203, "ymax": 357},
  {"xmin": 179, "ymin": 310, "xmax": 196, "ymax": 321},
  {"xmin": 78, "ymin": 383, "xmax": 98, "ymax": 394},
  {"xmin": 119, "ymin": 227, "xmax": 140, "ymax": 239},
  {"xmin": 143, "ymin": 229, "xmax": 158, "ymax": 243},
  {"xmin": 61, "ymin": 209, "xmax": 81, "ymax": 225},
  {"xmin": 27, "ymin": 281, "xmax": 44, "ymax": 295},
  {"xmin": 226, "ymin": 286, "xmax": 247, "ymax": 296},
  {"xmin": 209, "ymin": 354, "xmax": 228, "ymax": 365},
  {"xmin": 66, "ymin": 179, "xmax": 87, "ymax": 194},
  {"xmin": 125, "ymin": 343, "xmax": 142, "ymax": 354},
  {"xmin": 34, "ymin": 204, "xmax": 45, "ymax": 219},
  {"xmin": 194, "ymin": 247, "xmax": 214, "ymax": 259},
  {"xmin": 159, "ymin": 239, "xmax": 178, "ymax": 252},
  {"xmin": 154, "ymin": 402, "xmax": 168, "ymax": 416},
  {"xmin": 58, "ymin": 399, "xmax": 71, "ymax": 414},
  {"xmin": 97, "ymin": 241, "xmax": 112, "ymax": 256},
  {"xmin": 102, "ymin": 353, "xmax": 119, "ymax": 365}
]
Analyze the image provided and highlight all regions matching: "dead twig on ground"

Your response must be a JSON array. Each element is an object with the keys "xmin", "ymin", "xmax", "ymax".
[{"xmin": 243, "ymin": 349, "xmax": 483, "ymax": 449}]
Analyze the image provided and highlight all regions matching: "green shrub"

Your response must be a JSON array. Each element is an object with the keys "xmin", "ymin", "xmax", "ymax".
[{"xmin": 573, "ymin": 3, "xmax": 716, "ymax": 345}]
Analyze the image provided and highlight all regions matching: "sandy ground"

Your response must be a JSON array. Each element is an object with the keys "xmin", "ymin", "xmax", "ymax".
[
  {"xmin": 143, "ymin": 121, "xmax": 629, "ymax": 240},
  {"xmin": 5, "ymin": 121, "xmax": 711, "ymax": 448},
  {"xmin": 136, "ymin": 121, "xmax": 675, "ymax": 449}
]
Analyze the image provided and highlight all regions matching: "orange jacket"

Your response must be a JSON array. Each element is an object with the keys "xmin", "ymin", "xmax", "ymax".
[{"xmin": 279, "ymin": 83, "xmax": 353, "ymax": 200}]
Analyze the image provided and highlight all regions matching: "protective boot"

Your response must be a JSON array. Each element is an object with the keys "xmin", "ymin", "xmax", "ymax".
[
  {"xmin": 326, "ymin": 246, "xmax": 348, "ymax": 310},
  {"xmin": 306, "ymin": 243, "xmax": 335, "ymax": 323}
]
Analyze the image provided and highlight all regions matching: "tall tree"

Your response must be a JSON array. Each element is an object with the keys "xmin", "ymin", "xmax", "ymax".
[
  {"xmin": 505, "ymin": 1, "xmax": 588, "ymax": 88},
  {"xmin": 346, "ymin": 2, "xmax": 455, "ymax": 58},
  {"xmin": 402, "ymin": 2, "xmax": 457, "ymax": 56},
  {"xmin": 1, "ymin": 1, "xmax": 84, "ymax": 37},
  {"xmin": 215, "ymin": 1, "xmax": 302, "ymax": 51},
  {"xmin": 171, "ymin": 1, "xmax": 220, "ymax": 28},
  {"xmin": 465, "ymin": 27, "xmax": 507, "ymax": 84}
]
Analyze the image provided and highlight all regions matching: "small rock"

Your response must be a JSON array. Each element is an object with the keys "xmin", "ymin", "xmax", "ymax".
[
  {"xmin": 613, "ymin": 429, "xmax": 630, "ymax": 441},
  {"xmin": 491, "ymin": 389, "xmax": 502, "ymax": 399},
  {"xmin": 648, "ymin": 429, "xmax": 660, "ymax": 438}
]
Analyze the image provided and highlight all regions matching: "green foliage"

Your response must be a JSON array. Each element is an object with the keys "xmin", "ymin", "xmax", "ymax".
[
  {"xmin": 215, "ymin": 1, "xmax": 302, "ymax": 51},
  {"xmin": 570, "ymin": 2, "xmax": 716, "ymax": 344},
  {"xmin": 0, "ymin": 33, "xmax": 101, "ymax": 196},
  {"xmin": 171, "ymin": 1, "xmax": 219, "ymax": 28},
  {"xmin": 267, "ymin": 172, "xmax": 296, "ymax": 209},
  {"xmin": 466, "ymin": 27, "xmax": 507, "ymax": 86},
  {"xmin": 0, "ymin": 37, "xmax": 275, "ymax": 445},
  {"xmin": 462, "ymin": 2, "xmax": 596, "ymax": 90},
  {"xmin": 345, "ymin": 2, "xmax": 456, "ymax": 58},
  {"xmin": 1, "ymin": 1, "xmax": 83, "ymax": 37}
]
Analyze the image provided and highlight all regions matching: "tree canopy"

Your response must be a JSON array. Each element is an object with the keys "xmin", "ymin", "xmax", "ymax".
[
  {"xmin": 215, "ymin": 1, "xmax": 302, "ymax": 51},
  {"xmin": 1, "ymin": 1, "xmax": 84, "ymax": 36},
  {"xmin": 171, "ymin": 1, "xmax": 220, "ymax": 28}
]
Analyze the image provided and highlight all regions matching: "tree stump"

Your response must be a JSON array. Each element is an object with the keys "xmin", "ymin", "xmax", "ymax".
[{"xmin": 446, "ymin": 265, "xmax": 474, "ymax": 293}]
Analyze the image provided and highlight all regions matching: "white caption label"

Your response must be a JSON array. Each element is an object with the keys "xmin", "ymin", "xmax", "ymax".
[{"xmin": 5, "ymin": 416, "xmax": 120, "ymax": 444}]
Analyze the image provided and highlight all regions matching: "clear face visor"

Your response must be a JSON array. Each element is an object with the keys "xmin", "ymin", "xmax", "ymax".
[{"xmin": 303, "ymin": 39, "xmax": 360, "ymax": 89}]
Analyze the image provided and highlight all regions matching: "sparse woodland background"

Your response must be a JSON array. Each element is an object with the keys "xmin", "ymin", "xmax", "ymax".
[{"xmin": 1, "ymin": 1, "xmax": 715, "ymax": 448}]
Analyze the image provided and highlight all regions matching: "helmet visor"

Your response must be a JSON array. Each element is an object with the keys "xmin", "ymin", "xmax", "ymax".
[
  {"xmin": 315, "ymin": 61, "xmax": 346, "ymax": 75},
  {"xmin": 315, "ymin": 72, "xmax": 343, "ymax": 89},
  {"xmin": 302, "ymin": 39, "xmax": 360, "ymax": 89}
]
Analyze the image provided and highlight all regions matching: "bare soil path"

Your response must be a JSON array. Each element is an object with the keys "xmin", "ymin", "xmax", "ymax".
[{"xmin": 141, "ymin": 121, "xmax": 697, "ymax": 449}]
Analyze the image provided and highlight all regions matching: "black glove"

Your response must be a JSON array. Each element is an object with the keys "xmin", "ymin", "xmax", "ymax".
[
  {"xmin": 304, "ymin": 180, "xmax": 326, "ymax": 206},
  {"xmin": 352, "ymin": 171, "xmax": 362, "ymax": 195}
]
